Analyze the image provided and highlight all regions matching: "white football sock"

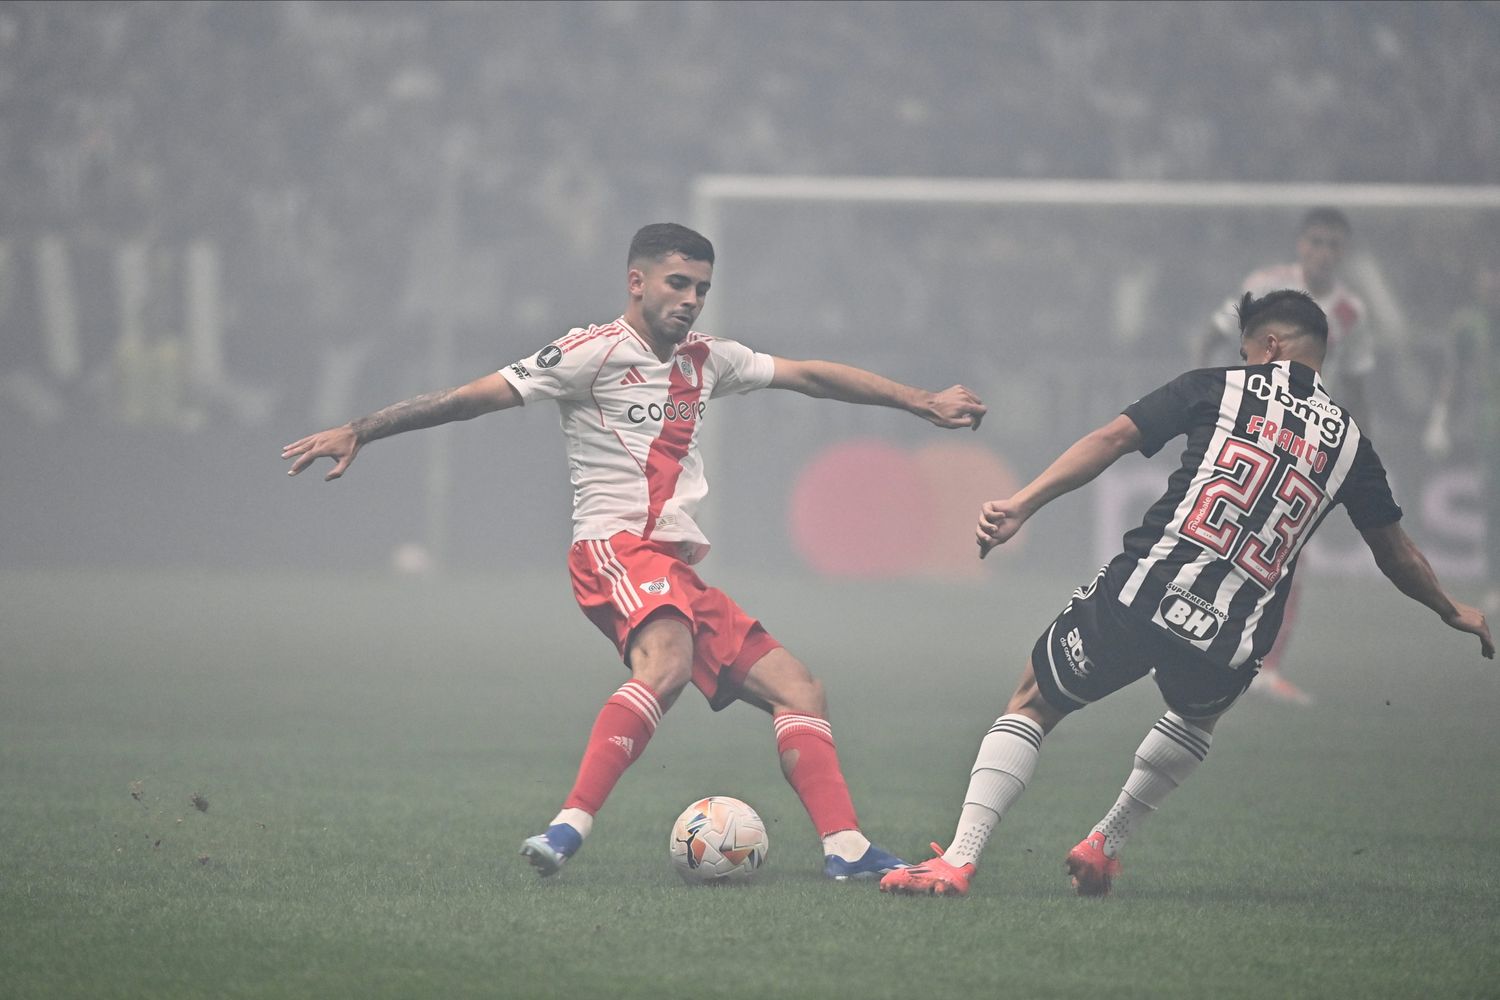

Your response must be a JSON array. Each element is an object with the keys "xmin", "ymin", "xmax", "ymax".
[
  {"xmin": 1093, "ymin": 712, "xmax": 1211, "ymax": 857},
  {"xmin": 822, "ymin": 829, "xmax": 870, "ymax": 859},
  {"xmin": 943, "ymin": 714, "xmax": 1044, "ymax": 868},
  {"xmin": 551, "ymin": 807, "xmax": 594, "ymax": 839}
]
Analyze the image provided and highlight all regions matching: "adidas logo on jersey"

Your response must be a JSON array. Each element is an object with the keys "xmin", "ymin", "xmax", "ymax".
[
  {"xmin": 609, "ymin": 735, "xmax": 635, "ymax": 758},
  {"xmin": 640, "ymin": 577, "xmax": 671, "ymax": 595},
  {"xmin": 619, "ymin": 366, "xmax": 646, "ymax": 386}
]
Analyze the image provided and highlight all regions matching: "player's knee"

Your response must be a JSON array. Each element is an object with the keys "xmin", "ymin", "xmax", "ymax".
[
  {"xmin": 631, "ymin": 657, "xmax": 691, "ymax": 703},
  {"xmin": 768, "ymin": 665, "xmax": 825, "ymax": 715},
  {"xmin": 627, "ymin": 615, "xmax": 694, "ymax": 697},
  {"xmin": 775, "ymin": 671, "xmax": 825, "ymax": 716},
  {"xmin": 800, "ymin": 675, "xmax": 827, "ymax": 714},
  {"xmin": 1005, "ymin": 664, "xmax": 1066, "ymax": 733},
  {"xmin": 739, "ymin": 649, "xmax": 827, "ymax": 715}
]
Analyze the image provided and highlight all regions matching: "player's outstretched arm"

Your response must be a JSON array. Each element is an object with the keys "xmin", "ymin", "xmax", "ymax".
[
  {"xmin": 977, "ymin": 413, "xmax": 1142, "ymax": 558},
  {"xmin": 768, "ymin": 357, "xmax": 985, "ymax": 429},
  {"xmin": 283, "ymin": 372, "xmax": 521, "ymax": 481},
  {"xmin": 1360, "ymin": 521, "xmax": 1493, "ymax": 658}
]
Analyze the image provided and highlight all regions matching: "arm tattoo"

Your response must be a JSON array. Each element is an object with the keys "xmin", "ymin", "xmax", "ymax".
[{"xmin": 349, "ymin": 388, "xmax": 481, "ymax": 443}]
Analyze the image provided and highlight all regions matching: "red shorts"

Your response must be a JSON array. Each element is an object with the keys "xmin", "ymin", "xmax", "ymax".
[{"xmin": 569, "ymin": 532, "xmax": 782, "ymax": 711}]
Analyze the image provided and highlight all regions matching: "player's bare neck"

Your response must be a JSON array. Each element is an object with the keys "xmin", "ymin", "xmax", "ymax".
[
  {"xmin": 623, "ymin": 309, "xmax": 677, "ymax": 362},
  {"xmin": 1282, "ymin": 351, "xmax": 1323, "ymax": 373},
  {"xmin": 639, "ymin": 334, "xmax": 675, "ymax": 363}
]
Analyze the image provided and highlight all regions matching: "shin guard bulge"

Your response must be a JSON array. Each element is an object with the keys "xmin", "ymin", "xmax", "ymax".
[
  {"xmin": 562, "ymin": 679, "xmax": 663, "ymax": 815},
  {"xmin": 774, "ymin": 712, "xmax": 859, "ymax": 837}
]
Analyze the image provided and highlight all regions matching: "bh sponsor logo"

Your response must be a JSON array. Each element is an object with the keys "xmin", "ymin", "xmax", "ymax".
[
  {"xmin": 1158, "ymin": 593, "xmax": 1222, "ymax": 640},
  {"xmin": 640, "ymin": 577, "xmax": 671, "ymax": 595}
]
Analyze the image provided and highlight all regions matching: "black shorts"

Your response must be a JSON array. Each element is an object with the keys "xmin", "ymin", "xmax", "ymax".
[{"xmin": 1031, "ymin": 572, "xmax": 1258, "ymax": 720}]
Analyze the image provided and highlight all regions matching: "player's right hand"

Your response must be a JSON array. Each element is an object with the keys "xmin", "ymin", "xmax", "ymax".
[
  {"xmin": 927, "ymin": 385, "xmax": 987, "ymax": 431},
  {"xmin": 976, "ymin": 498, "xmax": 1027, "ymax": 558},
  {"xmin": 282, "ymin": 426, "xmax": 361, "ymax": 481}
]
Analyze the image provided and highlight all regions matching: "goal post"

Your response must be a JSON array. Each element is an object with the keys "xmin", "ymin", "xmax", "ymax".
[{"xmin": 694, "ymin": 174, "xmax": 1500, "ymax": 218}]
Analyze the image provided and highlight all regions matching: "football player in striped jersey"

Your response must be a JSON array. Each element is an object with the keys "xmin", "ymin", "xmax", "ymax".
[
  {"xmin": 882, "ymin": 290, "xmax": 1491, "ymax": 898},
  {"xmin": 284, "ymin": 223, "xmax": 986, "ymax": 881}
]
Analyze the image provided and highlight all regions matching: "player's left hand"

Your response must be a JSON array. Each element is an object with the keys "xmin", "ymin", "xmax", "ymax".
[
  {"xmin": 925, "ymin": 385, "xmax": 987, "ymax": 430},
  {"xmin": 1444, "ymin": 602, "xmax": 1494, "ymax": 659},
  {"xmin": 976, "ymin": 497, "xmax": 1028, "ymax": 558}
]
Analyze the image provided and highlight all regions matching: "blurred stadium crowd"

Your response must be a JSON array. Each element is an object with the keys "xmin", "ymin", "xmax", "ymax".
[{"xmin": 1, "ymin": 1, "xmax": 1495, "ymax": 570}]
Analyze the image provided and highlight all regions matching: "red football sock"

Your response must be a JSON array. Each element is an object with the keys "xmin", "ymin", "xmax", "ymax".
[
  {"xmin": 563, "ymin": 680, "xmax": 662, "ymax": 815},
  {"xmin": 773, "ymin": 712, "xmax": 860, "ymax": 837}
]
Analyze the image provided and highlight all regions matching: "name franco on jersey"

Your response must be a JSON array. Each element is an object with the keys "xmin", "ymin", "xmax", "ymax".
[{"xmin": 1103, "ymin": 359, "xmax": 1401, "ymax": 670}]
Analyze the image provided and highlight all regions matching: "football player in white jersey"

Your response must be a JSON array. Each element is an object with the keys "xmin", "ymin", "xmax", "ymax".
[
  {"xmin": 284, "ymin": 223, "xmax": 987, "ymax": 881},
  {"xmin": 881, "ymin": 290, "xmax": 1490, "ymax": 899},
  {"xmin": 1196, "ymin": 207, "xmax": 1371, "ymax": 705},
  {"xmin": 1198, "ymin": 207, "xmax": 1372, "ymax": 423}
]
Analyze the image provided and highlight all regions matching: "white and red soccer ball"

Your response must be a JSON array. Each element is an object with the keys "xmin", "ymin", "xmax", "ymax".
[{"xmin": 668, "ymin": 796, "xmax": 769, "ymax": 883}]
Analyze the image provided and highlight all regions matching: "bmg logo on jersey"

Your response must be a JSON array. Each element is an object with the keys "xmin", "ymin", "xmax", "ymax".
[
  {"xmin": 1158, "ymin": 593, "xmax": 1222, "ymax": 641},
  {"xmin": 1245, "ymin": 372, "xmax": 1346, "ymax": 447}
]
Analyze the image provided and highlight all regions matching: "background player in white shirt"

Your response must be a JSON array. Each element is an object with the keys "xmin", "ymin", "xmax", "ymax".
[
  {"xmin": 881, "ymin": 290, "xmax": 1490, "ymax": 899},
  {"xmin": 1198, "ymin": 207, "xmax": 1372, "ymax": 422},
  {"xmin": 283, "ymin": 223, "xmax": 987, "ymax": 880},
  {"xmin": 1196, "ymin": 207, "xmax": 1371, "ymax": 705}
]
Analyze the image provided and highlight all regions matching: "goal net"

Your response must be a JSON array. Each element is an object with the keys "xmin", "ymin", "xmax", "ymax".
[{"xmin": 691, "ymin": 175, "xmax": 1500, "ymax": 581}]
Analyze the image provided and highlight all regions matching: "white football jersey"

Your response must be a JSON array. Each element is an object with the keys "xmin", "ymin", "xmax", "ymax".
[
  {"xmin": 1209, "ymin": 263, "xmax": 1372, "ymax": 387},
  {"xmin": 499, "ymin": 318, "xmax": 775, "ymax": 563}
]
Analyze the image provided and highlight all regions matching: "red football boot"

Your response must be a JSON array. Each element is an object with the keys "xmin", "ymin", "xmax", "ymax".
[
  {"xmin": 879, "ymin": 843, "xmax": 974, "ymax": 897},
  {"xmin": 1065, "ymin": 831, "xmax": 1122, "ymax": 897}
]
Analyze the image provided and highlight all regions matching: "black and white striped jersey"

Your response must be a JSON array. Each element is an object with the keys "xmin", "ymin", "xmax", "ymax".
[{"xmin": 1102, "ymin": 360, "xmax": 1401, "ymax": 670}]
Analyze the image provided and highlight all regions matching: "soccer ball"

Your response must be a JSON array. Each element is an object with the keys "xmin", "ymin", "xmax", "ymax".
[{"xmin": 668, "ymin": 796, "xmax": 769, "ymax": 883}]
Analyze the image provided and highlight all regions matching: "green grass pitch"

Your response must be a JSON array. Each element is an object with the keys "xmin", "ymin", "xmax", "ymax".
[{"xmin": 2, "ymin": 567, "xmax": 1497, "ymax": 999}]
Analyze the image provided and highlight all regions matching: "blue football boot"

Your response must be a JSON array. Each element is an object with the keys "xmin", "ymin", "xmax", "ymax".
[
  {"xmin": 519, "ymin": 822, "xmax": 583, "ymax": 877},
  {"xmin": 823, "ymin": 843, "xmax": 909, "ymax": 881}
]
